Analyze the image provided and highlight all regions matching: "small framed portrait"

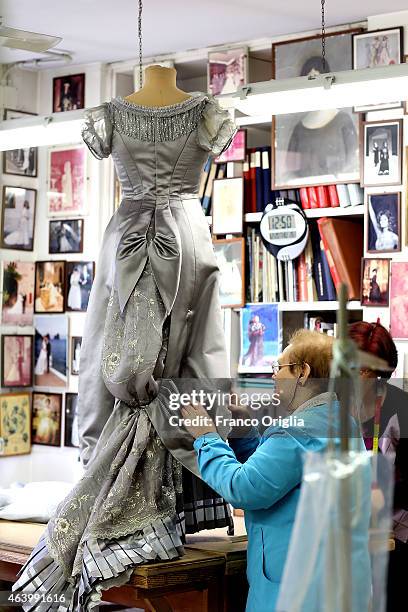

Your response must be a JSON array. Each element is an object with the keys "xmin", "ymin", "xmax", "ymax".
[
  {"xmin": 1, "ymin": 186, "xmax": 37, "ymax": 251},
  {"xmin": 3, "ymin": 108, "xmax": 37, "ymax": 120},
  {"xmin": 32, "ymin": 392, "xmax": 62, "ymax": 447},
  {"xmin": 70, "ymin": 336, "xmax": 82, "ymax": 376},
  {"xmin": 0, "ymin": 392, "xmax": 31, "ymax": 456},
  {"xmin": 1, "ymin": 260, "xmax": 35, "ymax": 326},
  {"xmin": 361, "ymin": 120, "xmax": 403, "ymax": 188},
  {"xmin": 238, "ymin": 303, "xmax": 281, "ymax": 374},
  {"xmin": 49, "ymin": 219, "xmax": 84, "ymax": 254},
  {"xmin": 52, "ymin": 73, "xmax": 85, "ymax": 112},
  {"xmin": 211, "ymin": 178, "xmax": 243, "ymax": 236},
  {"xmin": 361, "ymin": 258, "xmax": 390, "ymax": 307},
  {"xmin": 3, "ymin": 147, "xmax": 38, "ymax": 177},
  {"xmin": 366, "ymin": 192, "xmax": 401, "ymax": 253},
  {"xmin": 208, "ymin": 47, "xmax": 248, "ymax": 96},
  {"xmin": 47, "ymin": 146, "xmax": 87, "ymax": 217},
  {"xmin": 213, "ymin": 238, "xmax": 245, "ymax": 308},
  {"xmin": 215, "ymin": 129, "xmax": 246, "ymax": 164},
  {"xmin": 35, "ymin": 261, "xmax": 66, "ymax": 313},
  {"xmin": 34, "ymin": 315, "xmax": 67, "ymax": 388},
  {"xmin": 1, "ymin": 335, "xmax": 33, "ymax": 388},
  {"xmin": 391, "ymin": 262, "xmax": 408, "ymax": 340},
  {"xmin": 64, "ymin": 393, "xmax": 79, "ymax": 448},
  {"xmin": 65, "ymin": 261, "xmax": 95, "ymax": 312}
]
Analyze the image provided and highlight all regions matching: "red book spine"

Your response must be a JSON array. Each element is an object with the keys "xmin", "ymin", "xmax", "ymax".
[
  {"xmin": 296, "ymin": 253, "xmax": 308, "ymax": 301},
  {"xmin": 243, "ymin": 154, "xmax": 251, "ymax": 214},
  {"xmin": 307, "ymin": 186, "xmax": 319, "ymax": 209},
  {"xmin": 317, "ymin": 219, "xmax": 341, "ymax": 288},
  {"xmin": 299, "ymin": 187, "xmax": 310, "ymax": 210},
  {"xmin": 316, "ymin": 185, "xmax": 330, "ymax": 208},
  {"xmin": 327, "ymin": 184, "xmax": 340, "ymax": 208}
]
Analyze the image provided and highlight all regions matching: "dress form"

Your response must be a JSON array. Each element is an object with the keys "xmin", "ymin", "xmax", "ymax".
[
  {"xmin": 301, "ymin": 109, "xmax": 339, "ymax": 129},
  {"xmin": 124, "ymin": 65, "xmax": 192, "ymax": 107}
]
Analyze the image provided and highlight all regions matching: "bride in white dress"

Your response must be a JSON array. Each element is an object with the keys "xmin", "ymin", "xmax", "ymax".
[
  {"xmin": 34, "ymin": 337, "xmax": 48, "ymax": 376},
  {"xmin": 61, "ymin": 161, "xmax": 73, "ymax": 210},
  {"xmin": 4, "ymin": 201, "xmax": 31, "ymax": 248},
  {"xmin": 67, "ymin": 267, "xmax": 82, "ymax": 310}
]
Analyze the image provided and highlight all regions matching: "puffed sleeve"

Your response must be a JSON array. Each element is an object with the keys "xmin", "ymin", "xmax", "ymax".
[
  {"xmin": 197, "ymin": 97, "xmax": 237, "ymax": 157},
  {"xmin": 80, "ymin": 102, "xmax": 113, "ymax": 159}
]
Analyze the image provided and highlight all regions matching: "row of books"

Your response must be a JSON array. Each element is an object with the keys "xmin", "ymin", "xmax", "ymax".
[{"xmin": 247, "ymin": 218, "xmax": 363, "ymax": 304}]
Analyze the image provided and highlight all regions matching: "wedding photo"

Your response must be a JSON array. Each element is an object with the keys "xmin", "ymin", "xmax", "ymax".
[
  {"xmin": 34, "ymin": 261, "xmax": 65, "ymax": 313},
  {"xmin": 64, "ymin": 393, "xmax": 79, "ymax": 448},
  {"xmin": 1, "ymin": 335, "xmax": 33, "ymax": 388},
  {"xmin": 1, "ymin": 186, "xmax": 37, "ymax": 251},
  {"xmin": 1, "ymin": 260, "xmax": 35, "ymax": 326},
  {"xmin": 34, "ymin": 315, "xmax": 67, "ymax": 387},
  {"xmin": 65, "ymin": 261, "xmax": 94, "ymax": 311},
  {"xmin": 32, "ymin": 392, "xmax": 62, "ymax": 446},
  {"xmin": 70, "ymin": 336, "xmax": 82, "ymax": 375},
  {"xmin": 208, "ymin": 47, "xmax": 248, "ymax": 95},
  {"xmin": 47, "ymin": 146, "xmax": 87, "ymax": 216},
  {"xmin": 49, "ymin": 219, "xmax": 84, "ymax": 254}
]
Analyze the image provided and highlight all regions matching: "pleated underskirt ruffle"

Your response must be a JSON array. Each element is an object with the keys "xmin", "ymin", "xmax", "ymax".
[{"xmin": 13, "ymin": 514, "xmax": 185, "ymax": 612}]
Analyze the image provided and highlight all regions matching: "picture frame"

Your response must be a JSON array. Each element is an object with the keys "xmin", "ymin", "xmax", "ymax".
[
  {"xmin": 1, "ymin": 335, "xmax": 33, "ymax": 388},
  {"xmin": 405, "ymin": 55, "xmax": 408, "ymax": 115},
  {"xmin": 49, "ymin": 219, "xmax": 84, "ymax": 254},
  {"xmin": 34, "ymin": 315, "xmax": 68, "ymax": 388},
  {"xmin": 238, "ymin": 303, "xmax": 281, "ymax": 374},
  {"xmin": 52, "ymin": 73, "xmax": 85, "ymax": 112},
  {"xmin": 366, "ymin": 192, "xmax": 401, "ymax": 253},
  {"xmin": 65, "ymin": 261, "xmax": 95, "ymax": 312},
  {"xmin": 361, "ymin": 258, "xmax": 390, "ymax": 307},
  {"xmin": 361, "ymin": 120, "xmax": 403, "ymax": 188},
  {"xmin": 70, "ymin": 336, "xmax": 82, "ymax": 376},
  {"xmin": 47, "ymin": 146, "xmax": 87, "ymax": 217},
  {"xmin": 3, "ymin": 147, "xmax": 38, "ymax": 177},
  {"xmin": 215, "ymin": 129, "xmax": 247, "ymax": 164},
  {"xmin": 213, "ymin": 238, "xmax": 245, "ymax": 308},
  {"xmin": 1, "ymin": 186, "xmax": 37, "ymax": 251},
  {"xmin": 211, "ymin": 177, "xmax": 244, "ymax": 235},
  {"xmin": 208, "ymin": 46, "xmax": 248, "ymax": 96},
  {"xmin": 32, "ymin": 392, "xmax": 62, "ymax": 447},
  {"xmin": 3, "ymin": 108, "xmax": 37, "ymax": 120},
  {"xmin": 34, "ymin": 261, "xmax": 66, "ymax": 314},
  {"xmin": 64, "ymin": 393, "xmax": 79, "ymax": 448},
  {"xmin": 390, "ymin": 262, "xmax": 408, "ymax": 340},
  {"xmin": 1, "ymin": 260, "xmax": 35, "ymax": 326},
  {"xmin": 0, "ymin": 392, "xmax": 31, "ymax": 456}
]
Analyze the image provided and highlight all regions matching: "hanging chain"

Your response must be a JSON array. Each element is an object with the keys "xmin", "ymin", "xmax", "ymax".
[
  {"xmin": 321, "ymin": 0, "xmax": 326, "ymax": 72},
  {"xmin": 138, "ymin": 0, "xmax": 143, "ymax": 89}
]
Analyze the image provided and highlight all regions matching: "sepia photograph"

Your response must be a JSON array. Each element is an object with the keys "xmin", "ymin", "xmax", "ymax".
[
  {"xmin": 362, "ymin": 120, "xmax": 403, "ymax": 187},
  {"xmin": 35, "ymin": 261, "xmax": 65, "ymax": 313},
  {"xmin": 1, "ymin": 186, "xmax": 37, "ymax": 251},
  {"xmin": 32, "ymin": 392, "xmax": 62, "ymax": 446},
  {"xmin": 361, "ymin": 258, "xmax": 390, "ymax": 307},
  {"xmin": 1, "ymin": 335, "xmax": 33, "ymax": 388},
  {"xmin": 366, "ymin": 192, "xmax": 401, "ymax": 253},
  {"xmin": 1, "ymin": 260, "xmax": 35, "ymax": 326},
  {"xmin": 49, "ymin": 219, "xmax": 84, "ymax": 254},
  {"xmin": 65, "ymin": 261, "xmax": 95, "ymax": 311},
  {"xmin": 0, "ymin": 392, "xmax": 31, "ymax": 456},
  {"xmin": 34, "ymin": 315, "xmax": 67, "ymax": 388},
  {"xmin": 208, "ymin": 47, "xmax": 248, "ymax": 95},
  {"xmin": 52, "ymin": 73, "xmax": 85, "ymax": 112}
]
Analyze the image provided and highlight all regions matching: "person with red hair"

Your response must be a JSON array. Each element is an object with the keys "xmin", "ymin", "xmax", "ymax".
[{"xmin": 349, "ymin": 320, "xmax": 408, "ymax": 612}]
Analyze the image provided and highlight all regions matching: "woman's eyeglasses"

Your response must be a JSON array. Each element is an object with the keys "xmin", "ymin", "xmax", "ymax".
[{"xmin": 271, "ymin": 362, "xmax": 301, "ymax": 376}]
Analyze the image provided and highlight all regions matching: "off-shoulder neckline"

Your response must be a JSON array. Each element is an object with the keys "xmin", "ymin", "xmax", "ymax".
[{"xmin": 111, "ymin": 92, "xmax": 209, "ymax": 114}]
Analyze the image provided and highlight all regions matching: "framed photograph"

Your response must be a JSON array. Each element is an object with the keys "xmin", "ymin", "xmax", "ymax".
[
  {"xmin": 3, "ymin": 147, "xmax": 38, "ymax": 177},
  {"xmin": 65, "ymin": 261, "xmax": 95, "ymax": 312},
  {"xmin": 211, "ymin": 178, "xmax": 243, "ymax": 235},
  {"xmin": 3, "ymin": 108, "xmax": 37, "ymax": 120},
  {"xmin": 238, "ymin": 303, "xmax": 281, "ymax": 374},
  {"xmin": 49, "ymin": 219, "xmax": 84, "ymax": 254},
  {"xmin": 1, "ymin": 186, "xmax": 37, "ymax": 251},
  {"xmin": 35, "ymin": 261, "xmax": 65, "ymax": 313},
  {"xmin": 215, "ymin": 129, "xmax": 246, "ymax": 164},
  {"xmin": 208, "ymin": 47, "xmax": 248, "ymax": 96},
  {"xmin": 1, "ymin": 261, "xmax": 35, "ymax": 326},
  {"xmin": 64, "ymin": 393, "xmax": 79, "ymax": 448},
  {"xmin": 34, "ymin": 315, "xmax": 67, "ymax": 388},
  {"xmin": 213, "ymin": 238, "xmax": 245, "ymax": 308},
  {"xmin": 361, "ymin": 258, "xmax": 390, "ymax": 307},
  {"xmin": 70, "ymin": 336, "xmax": 82, "ymax": 375},
  {"xmin": 366, "ymin": 192, "xmax": 401, "ymax": 253},
  {"xmin": 1, "ymin": 335, "xmax": 33, "ymax": 388},
  {"xmin": 391, "ymin": 262, "xmax": 408, "ymax": 340},
  {"xmin": 47, "ymin": 146, "xmax": 87, "ymax": 217},
  {"xmin": 0, "ymin": 392, "xmax": 31, "ymax": 456},
  {"xmin": 353, "ymin": 27, "xmax": 403, "ymax": 112},
  {"xmin": 32, "ymin": 392, "xmax": 62, "ymax": 446},
  {"xmin": 361, "ymin": 120, "xmax": 403, "ymax": 188},
  {"xmin": 52, "ymin": 73, "xmax": 85, "ymax": 112}
]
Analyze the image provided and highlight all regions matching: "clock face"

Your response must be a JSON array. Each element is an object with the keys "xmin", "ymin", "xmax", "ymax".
[{"xmin": 260, "ymin": 206, "xmax": 306, "ymax": 247}]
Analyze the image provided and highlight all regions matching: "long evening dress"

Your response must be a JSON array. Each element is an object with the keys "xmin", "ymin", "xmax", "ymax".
[{"xmin": 13, "ymin": 92, "xmax": 237, "ymax": 610}]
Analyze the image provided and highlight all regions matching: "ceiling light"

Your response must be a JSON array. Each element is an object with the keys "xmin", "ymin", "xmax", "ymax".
[{"xmin": 0, "ymin": 110, "xmax": 84, "ymax": 150}]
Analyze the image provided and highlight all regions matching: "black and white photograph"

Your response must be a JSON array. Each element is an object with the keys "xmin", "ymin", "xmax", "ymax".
[
  {"xmin": 3, "ymin": 147, "xmax": 38, "ymax": 177},
  {"xmin": 65, "ymin": 261, "xmax": 95, "ymax": 312},
  {"xmin": 213, "ymin": 238, "xmax": 245, "ymax": 308},
  {"xmin": 70, "ymin": 336, "xmax": 82, "ymax": 376},
  {"xmin": 208, "ymin": 47, "xmax": 248, "ymax": 96},
  {"xmin": 64, "ymin": 393, "xmax": 79, "ymax": 448},
  {"xmin": 53, "ymin": 73, "xmax": 85, "ymax": 112},
  {"xmin": 1, "ymin": 186, "xmax": 37, "ymax": 251},
  {"xmin": 366, "ymin": 192, "xmax": 401, "ymax": 253},
  {"xmin": 34, "ymin": 315, "xmax": 67, "ymax": 388},
  {"xmin": 49, "ymin": 219, "xmax": 84, "ymax": 254},
  {"xmin": 362, "ymin": 120, "xmax": 403, "ymax": 187}
]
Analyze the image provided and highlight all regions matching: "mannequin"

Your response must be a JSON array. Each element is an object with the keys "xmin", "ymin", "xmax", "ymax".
[
  {"xmin": 301, "ymin": 109, "xmax": 339, "ymax": 130},
  {"xmin": 124, "ymin": 65, "xmax": 192, "ymax": 107}
]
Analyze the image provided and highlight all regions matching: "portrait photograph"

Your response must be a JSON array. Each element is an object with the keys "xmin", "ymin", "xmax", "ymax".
[
  {"xmin": 361, "ymin": 258, "xmax": 390, "ymax": 307},
  {"xmin": 52, "ymin": 73, "xmax": 85, "ymax": 112},
  {"xmin": 34, "ymin": 315, "xmax": 67, "ymax": 388},
  {"xmin": 361, "ymin": 120, "xmax": 403, "ymax": 188},
  {"xmin": 0, "ymin": 392, "xmax": 31, "ymax": 456},
  {"xmin": 238, "ymin": 303, "xmax": 281, "ymax": 374},
  {"xmin": 1, "ymin": 335, "xmax": 33, "ymax": 388},
  {"xmin": 35, "ymin": 261, "xmax": 65, "ymax": 313},
  {"xmin": 49, "ymin": 219, "xmax": 84, "ymax": 254},
  {"xmin": 70, "ymin": 336, "xmax": 82, "ymax": 376},
  {"xmin": 208, "ymin": 47, "xmax": 248, "ymax": 96},
  {"xmin": 212, "ymin": 178, "xmax": 243, "ymax": 235},
  {"xmin": 66, "ymin": 261, "xmax": 95, "ymax": 312},
  {"xmin": 32, "ymin": 392, "xmax": 62, "ymax": 447},
  {"xmin": 213, "ymin": 238, "xmax": 245, "ymax": 308},
  {"xmin": 3, "ymin": 147, "xmax": 38, "ymax": 177},
  {"xmin": 1, "ymin": 186, "xmax": 37, "ymax": 251},
  {"xmin": 215, "ymin": 129, "xmax": 246, "ymax": 164},
  {"xmin": 1, "ymin": 260, "xmax": 35, "ymax": 326},
  {"xmin": 47, "ymin": 146, "xmax": 87, "ymax": 216},
  {"xmin": 366, "ymin": 193, "xmax": 401, "ymax": 253},
  {"xmin": 391, "ymin": 262, "xmax": 408, "ymax": 340},
  {"xmin": 64, "ymin": 393, "xmax": 79, "ymax": 448}
]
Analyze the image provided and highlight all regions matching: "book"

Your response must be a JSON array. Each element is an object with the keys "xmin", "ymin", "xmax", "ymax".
[
  {"xmin": 249, "ymin": 149, "xmax": 257, "ymax": 213},
  {"xmin": 327, "ymin": 185, "xmax": 340, "ymax": 208},
  {"xmin": 202, "ymin": 161, "xmax": 218, "ymax": 214},
  {"xmin": 316, "ymin": 185, "xmax": 330, "ymax": 208},
  {"xmin": 254, "ymin": 150, "xmax": 263, "ymax": 212},
  {"xmin": 243, "ymin": 154, "xmax": 252, "ymax": 214},
  {"xmin": 336, "ymin": 184, "xmax": 351, "ymax": 207},
  {"xmin": 307, "ymin": 186, "xmax": 319, "ymax": 209},
  {"xmin": 299, "ymin": 187, "xmax": 310, "ymax": 210},
  {"xmin": 347, "ymin": 183, "xmax": 364, "ymax": 207},
  {"xmin": 261, "ymin": 148, "xmax": 272, "ymax": 210}
]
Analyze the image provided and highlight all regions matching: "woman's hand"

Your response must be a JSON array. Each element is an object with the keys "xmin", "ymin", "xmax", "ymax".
[{"xmin": 180, "ymin": 402, "xmax": 217, "ymax": 440}]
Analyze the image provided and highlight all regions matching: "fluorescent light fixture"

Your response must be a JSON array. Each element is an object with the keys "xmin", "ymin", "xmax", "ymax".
[
  {"xmin": 225, "ymin": 63, "xmax": 408, "ymax": 116},
  {"xmin": 0, "ymin": 109, "xmax": 84, "ymax": 150}
]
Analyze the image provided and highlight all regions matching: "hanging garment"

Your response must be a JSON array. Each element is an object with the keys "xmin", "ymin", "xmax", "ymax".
[{"xmin": 13, "ymin": 92, "xmax": 237, "ymax": 611}]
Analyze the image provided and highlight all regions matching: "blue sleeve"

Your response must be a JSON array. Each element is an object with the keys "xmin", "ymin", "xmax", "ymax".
[
  {"xmin": 228, "ymin": 426, "xmax": 260, "ymax": 463},
  {"xmin": 193, "ymin": 429, "xmax": 309, "ymax": 511}
]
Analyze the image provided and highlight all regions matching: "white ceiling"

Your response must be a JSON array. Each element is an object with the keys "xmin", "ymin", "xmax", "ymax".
[{"xmin": 1, "ymin": 0, "xmax": 408, "ymax": 67}]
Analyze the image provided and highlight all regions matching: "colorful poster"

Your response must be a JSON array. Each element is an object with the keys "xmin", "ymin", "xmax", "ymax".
[
  {"xmin": 390, "ymin": 262, "xmax": 408, "ymax": 339},
  {"xmin": 239, "ymin": 303, "xmax": 281, "ymax": 373},
  {"xmin": 0, "ymin": 392, "xmax": 31, "ymax": 456},
  {"xmin": 47, "ymin": 146, "xmax": 86, "ymax": 216}
]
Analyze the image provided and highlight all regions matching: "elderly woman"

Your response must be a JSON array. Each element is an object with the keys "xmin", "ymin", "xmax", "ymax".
[{"xmin": 182, "ymin": 329, "xmax": 370, "ymax": 612}]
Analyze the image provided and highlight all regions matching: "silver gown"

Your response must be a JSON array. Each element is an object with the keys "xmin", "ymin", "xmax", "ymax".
[{"xmin": 13, "ymin": 92, "xmax": 237, "ymax": 610}]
